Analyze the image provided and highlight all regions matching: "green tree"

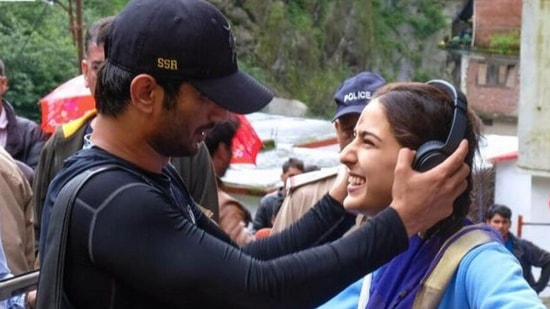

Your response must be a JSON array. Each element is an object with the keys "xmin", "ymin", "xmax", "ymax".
[
  {"xmin": 1, "ymin": 2, "xmax": 77, "ymax": 122},
  {"xmin": 0, "ymin": 1, "xmax": 128, "ymax": 123}
]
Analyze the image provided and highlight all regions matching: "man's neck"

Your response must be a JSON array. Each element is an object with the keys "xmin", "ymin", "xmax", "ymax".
[{"xmin": 90, "ymin": 115, "xmax": 169, "ymax": 173}]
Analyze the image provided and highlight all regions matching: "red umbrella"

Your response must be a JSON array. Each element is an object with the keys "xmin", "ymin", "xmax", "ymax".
[
  {"xmin": 39, "ymin": 75, "xmax": 95, "ymax": 133},
  {"xmin": 231, "ymin": 114, "xmax": 263, "ymax": 164}
]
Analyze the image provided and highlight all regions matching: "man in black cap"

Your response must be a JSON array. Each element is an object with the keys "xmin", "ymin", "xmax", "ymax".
[
  {"xmin": 33, "ymin": 15, "xmax": 222, "ymax": 253},
  {"xmin": 37, "ymin": 1, "xmax": 470, "ymax": 308}
]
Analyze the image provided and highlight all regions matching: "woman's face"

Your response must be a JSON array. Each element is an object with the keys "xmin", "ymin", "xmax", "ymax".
[{"xmin": 339, "ymin": 99, "xmax": 402, "ymax": 216}]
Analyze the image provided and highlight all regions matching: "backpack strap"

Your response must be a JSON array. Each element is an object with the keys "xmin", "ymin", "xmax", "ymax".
[
  {"xmin": 36, "ymin": 165, "xmax": 122, "ymax": 309},
  {"xmin": 412, "ymin": 224, "xmax": 495, "ymax": 309}
]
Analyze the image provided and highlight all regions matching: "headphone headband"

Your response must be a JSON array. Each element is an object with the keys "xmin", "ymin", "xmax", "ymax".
[
  {"xmin": 425, "ymin": 79, "xmax": 467, "ymax": 154},
  {"xmin": 413, "ymin": 79, "xmax": 468, "ymax": 171}
]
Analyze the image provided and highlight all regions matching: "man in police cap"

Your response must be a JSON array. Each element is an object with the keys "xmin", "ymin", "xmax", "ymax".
[{"xmin": 271, "ymin": 71, "xmax": 386, "ymax": 234}]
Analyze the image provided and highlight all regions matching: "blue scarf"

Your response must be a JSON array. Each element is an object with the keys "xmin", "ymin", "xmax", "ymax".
[
  {"xmin": 366, "ymin": 234, "xmax": 442, "ymax": 309},
  {"xmin": 366, "ymin": 223, "xmax": 499, "ymax": 309}
]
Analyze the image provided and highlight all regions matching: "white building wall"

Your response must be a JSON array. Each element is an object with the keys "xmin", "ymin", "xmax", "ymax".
[
  {"xmin": 494, "ymin": 161, "xmax": 532, "ymax": 224},
  {"xmin": 520, "ymin": 176, "xmax": 550, "ymax": 296},
  {"xmin": 518, "ymin": 0, "xmax": 550, "ymax": 174},
  {"xmin": 531, "ymin": 176, "xmax": 550, "ymax": 222}
]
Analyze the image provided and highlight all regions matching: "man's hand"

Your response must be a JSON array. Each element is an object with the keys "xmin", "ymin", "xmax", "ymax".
[
  {"xmin": 26, "ymin": 290, "xmax": 37, "ymax": 308},
  {"xmin": 328, "ymin": 165, "xmax": 349, "ymax": 204},
  {"xmin": 390, "ymin": 140, "xmax": 470, "ymax": 237}
]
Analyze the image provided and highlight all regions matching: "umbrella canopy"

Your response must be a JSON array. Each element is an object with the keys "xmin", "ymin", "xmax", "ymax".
[
  {"xmin": 231, "ymin": 114, "xmax": 263, "ymax": 165},
  {"xmin": 39, "ymin": 75, "xmax": 95, "ymax": 133}
]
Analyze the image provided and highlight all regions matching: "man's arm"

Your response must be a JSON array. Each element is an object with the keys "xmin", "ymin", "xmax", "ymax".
[
  {"xmin": 523, "ymin": 239, "xmax": 550, "ymax": 293},
  {"xmin": 72, "ymin": 180, "xmax": 406, "ymax": 308},
  {"xmin": 21, "ymin": 177, "xmax": 35, "ymax": 271},
  {"xmin": 32, "ymin": 136, "xmax": 58, "ymax": 250},
  {"xmin": 534, "ymin": 261, "xmax": 550, "ymax": 294},
  {"xmin": 23, "ymin": 122, "xmax": 46, "ymax": 170}
]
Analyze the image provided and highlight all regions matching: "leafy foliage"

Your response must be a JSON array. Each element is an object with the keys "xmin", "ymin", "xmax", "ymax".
[
  {"xmin": 241, "ymin": 0, "xmax": 448, "ymax": 118},
  {"xmin": 489, "ymin": 30, "xmax": 520, "ymax": 55},
  {"xmin": 0, "ymin": 1, "xmax": 127, "ymax": 122},
  {"xmin": 1, "ymin": 2, "xmax": 75, "ymax": 121}
]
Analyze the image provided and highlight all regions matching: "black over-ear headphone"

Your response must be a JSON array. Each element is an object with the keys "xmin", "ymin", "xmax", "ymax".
[{"xmin": 412, "ymin": 79, "xmax": 468, "ymax": 172}]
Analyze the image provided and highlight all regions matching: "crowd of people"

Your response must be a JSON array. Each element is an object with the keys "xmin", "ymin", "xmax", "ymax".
[{"xmin": 0, "ymin": 0, "xmax": 549, "ymax": 308}]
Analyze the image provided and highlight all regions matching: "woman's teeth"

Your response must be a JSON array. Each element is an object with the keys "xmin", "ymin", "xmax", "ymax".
[{"xmin": 348, "ymin": 175, "xmax": 365, "ymax": 185}]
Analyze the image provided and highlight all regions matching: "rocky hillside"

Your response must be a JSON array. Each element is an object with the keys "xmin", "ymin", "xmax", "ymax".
[{"xmin": 210, "ymin": 0, "xmax": 466, "ymax": 118}]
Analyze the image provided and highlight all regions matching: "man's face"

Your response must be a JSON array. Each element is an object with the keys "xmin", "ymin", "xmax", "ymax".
[
  {"xmin": 149, "ymin": 83, "xmax": 228, "ymax": 157},
  {"xmin": 81, "ymin": 43, "xmax": 105, "ymax": 95},
  {"xmin": 215, "ymin": 142, "xmax": 233, "ymax": 178},
  {"xmin": 281, "ymin": 166, "xmax": 303, "ymax": 185},
  {"xmin": 0, "ymin": 75, "xmax": 8, "ymax": 98},
  {"xmin": 334, "ymin": 113, "xmax": 360, "ymax": 151},
  {"xmin": 486, "ymin": 214, "xmax": 511, "ymax": 239}
]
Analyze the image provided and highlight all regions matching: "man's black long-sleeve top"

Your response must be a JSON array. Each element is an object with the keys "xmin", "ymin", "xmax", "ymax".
[{"xmin": 38, "ymin": 147, "xmax": 409, "ymax": 309}]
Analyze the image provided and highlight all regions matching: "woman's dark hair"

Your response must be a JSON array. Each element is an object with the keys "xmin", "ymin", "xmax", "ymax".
[
  {"xmin": 95, "ymin": 61, "xmax": 185, "ymax": 117},
  {"xmin": 373, "ymin": 82, "xmax": 481, "ymax": 239}
]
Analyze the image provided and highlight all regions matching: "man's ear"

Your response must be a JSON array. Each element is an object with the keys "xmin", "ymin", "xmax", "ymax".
[
  {"xmin": 0, "ymin": 76, "xmax": 8, "ymax": 96},
  {"xmin": 130, "ymin": 74, "xmax": 159, "ymax": 113},
  {"xmin": 81, "ymin": 59, "xmax": 89, "ymax": 88},
  {"xmin": 334, "ymin": 119, "xmax": 341, "ymax": 131}
]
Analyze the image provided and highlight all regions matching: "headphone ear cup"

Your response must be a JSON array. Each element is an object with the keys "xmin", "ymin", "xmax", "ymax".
[{"xmin": 413, "ymin": 140, "xmax": 447, "ymax": 172}]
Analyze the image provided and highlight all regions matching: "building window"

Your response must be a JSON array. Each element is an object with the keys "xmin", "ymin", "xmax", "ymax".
[{"xmin": 477, "ymin": 61, "xmax": 516, "ymax": 87}]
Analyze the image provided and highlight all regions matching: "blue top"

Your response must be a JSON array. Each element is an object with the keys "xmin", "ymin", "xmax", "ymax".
[
  {"xmin": 438, "ymin": 241, "xmax": 545, "ymax": 308},
  {"xmin": 317, "ymin": 278, "xmax": 363, "ymax": 309},
  {"xmin": 321, "ymin": 225, "xmax": 546, "ymax": 309},
  {"xmin": 367, "ymin": 233, "xmax": 544, "ymax": 308},
  {"xmin": 505, "ymin": 236, "xmax": 513, "ymax": 252}
]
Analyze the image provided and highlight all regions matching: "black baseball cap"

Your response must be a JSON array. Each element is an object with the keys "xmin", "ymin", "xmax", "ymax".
[
  {"xmin": 332, "ymin": 72, "xmax": 386, "ymax": 121},
  {"xmin": 105, "ymin": 0, "xmax": 273, "ymax": 114}
]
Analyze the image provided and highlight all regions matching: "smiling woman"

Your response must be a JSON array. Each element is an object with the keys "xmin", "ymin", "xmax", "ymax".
[
  {"xmin": 342, "ymin": 81, "xmax": 475, "ymax": 239},
  {"xmin": 338, "ymin": 81, "xmax": 546, "ymax": 309}
]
